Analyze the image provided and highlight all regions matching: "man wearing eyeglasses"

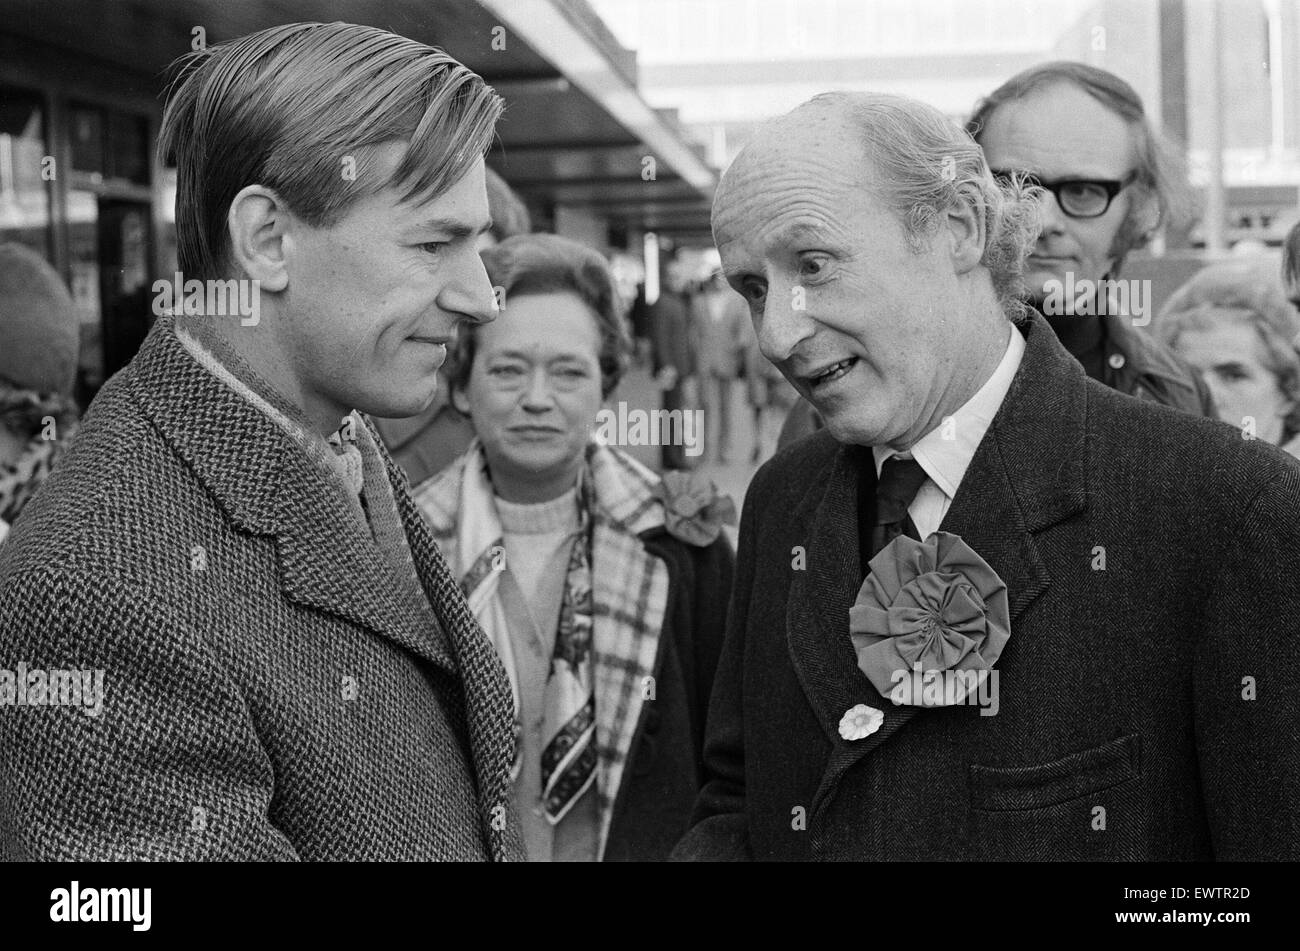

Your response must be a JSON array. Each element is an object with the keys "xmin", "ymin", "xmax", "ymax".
[{"xmin": 967, "ymin": 61, "xmax": 1214, "ymax": 416}]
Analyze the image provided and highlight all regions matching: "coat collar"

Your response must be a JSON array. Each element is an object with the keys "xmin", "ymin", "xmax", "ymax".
[
  {"xmin": 129, "ymin": 317, "xmax": 523, "ymax": 859},
  {"xmin": 130, "ymin": 318, "xmax": 459, "ymax": 673},
  {"xmin": 415, "ymin": 439, "xmax": 668, "ymax": 553},
  {"xmin": 786, "ymin": 313, "xmax": 1089, "ymax": 817},
  {"xmin": 370, "ymin": 398, "xmax": 446, "ymax": 454},
  {"xmin": 1103, "ymin": 310, "xmax": 1197, "ymax": 394}
]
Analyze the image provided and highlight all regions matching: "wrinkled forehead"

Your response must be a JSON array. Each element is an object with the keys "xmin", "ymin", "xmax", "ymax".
[
  {"xmin": 712, "ymin": 116, "xmax": 870, "ymax": 247},
  {"xmin": 978, "ymin": 84, "xmax": 1137, "ymax": 178}
]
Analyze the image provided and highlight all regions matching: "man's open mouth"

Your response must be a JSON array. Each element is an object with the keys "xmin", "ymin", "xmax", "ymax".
[{"xmin": 807, "ymin": 357, "xmax": 858, "ymax": 388}]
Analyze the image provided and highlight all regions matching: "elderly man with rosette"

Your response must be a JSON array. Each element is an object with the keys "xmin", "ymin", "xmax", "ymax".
[
  {"xmin": 673, "ymin": 91, "xmax": 1300, "ymax": 861},
  {"xmin": 414, "ymin": 234, "xmax": 734, "ymax": 861},
  {"xmin": 0, "ymin": 23, "xmax": 523, "ymax": 860}
]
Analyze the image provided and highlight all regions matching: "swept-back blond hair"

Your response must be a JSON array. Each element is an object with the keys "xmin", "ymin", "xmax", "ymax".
[{"xmin": 158, "ymin": 21, "xmax": 502, "ymax": 280}]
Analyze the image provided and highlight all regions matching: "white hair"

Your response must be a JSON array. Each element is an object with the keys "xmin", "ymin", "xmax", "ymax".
[{"xmin": 807, "ymin": 91, "xmax": 1042, "ymax": 323}]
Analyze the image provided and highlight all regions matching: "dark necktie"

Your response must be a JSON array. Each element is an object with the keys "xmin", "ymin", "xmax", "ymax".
[{"xmin": 870, "ymin": 456, "xmax": 929, "ymax": 558}]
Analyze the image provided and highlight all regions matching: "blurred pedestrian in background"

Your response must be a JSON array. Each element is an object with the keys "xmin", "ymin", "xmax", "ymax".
[
  {"xmin": 1160, "ymin": 260, "xmax": 1300, "ymax": 460},
  {"xmin": 373, "ymin": 166, "xmax": 532, "ymax": 487},
  {"xmin": 649, "ymin": 256, "xmax": 699, "ymax": 470},
  {"xmin": 692, "ymin": 271, "xmax": 747, "ymax": 464},
  {"xmin": 1285, "ymin": 221, "xmax": 1300, "ymax": 316},
  {"xmin": 627, "ymin": 281, "xmax": 654, "ymax": 365},
  {"xmin": 0, "ymin": 243, "xmax": 81, "ymax": 545},
  {"xmin": 414, "ymin": 233, "xmax": 733, "ymax": 861},
  {"xmin": 742, "ymin": 317, "xmax": 798, "ymax": 462}
]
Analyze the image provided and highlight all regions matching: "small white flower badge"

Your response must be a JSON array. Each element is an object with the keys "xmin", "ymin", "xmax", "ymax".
[{"xmin": 838, "ymin": 703, "xmax": 884, "ymax": 741}]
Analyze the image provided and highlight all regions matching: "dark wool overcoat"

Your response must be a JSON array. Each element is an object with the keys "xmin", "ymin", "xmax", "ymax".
[{"xmin": 675, "ymin": 313, "xmax": 1300, "ymax": 861}]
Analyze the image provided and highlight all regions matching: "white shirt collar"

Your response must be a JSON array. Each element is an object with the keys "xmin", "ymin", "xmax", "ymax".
[{"xmin": 873, "ymin": 324, "xmax": 1026, "ymax": 498}]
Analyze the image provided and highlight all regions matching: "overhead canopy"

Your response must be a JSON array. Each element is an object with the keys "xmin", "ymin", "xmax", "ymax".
[{"xmin": 1, "ymin": 0, "xmax": 717, "ymax": 242}]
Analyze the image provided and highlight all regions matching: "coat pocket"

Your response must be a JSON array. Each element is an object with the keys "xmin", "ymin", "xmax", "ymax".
[{"xmin": 967, "ymin": 734, "xmax": 1143, "ymax": 860}]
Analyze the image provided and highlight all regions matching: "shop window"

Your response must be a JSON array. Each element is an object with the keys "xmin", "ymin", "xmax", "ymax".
[
  {"xmin": 70, "ymin": 102, "xmax": 150, "ymax": 186},
  {"xmin": 0, "ymin": 86, "xmax": 51, "ymax": 259},
  {"xmin": 107, "ymin": 112, "xmax": 150, "ymax": 185},
  {"xmin": 69, "ymin": 104, "xmax": 104, "ymax": 177}
]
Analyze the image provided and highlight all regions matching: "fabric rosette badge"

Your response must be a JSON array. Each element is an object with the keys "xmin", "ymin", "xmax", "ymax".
[
  {"xmin": 850, "ymin": 532, "xmax": 1010, "ymax": 708},
  {"xmin": 653, "ymin": 470, "xmax": 737, "ymax": 546}
]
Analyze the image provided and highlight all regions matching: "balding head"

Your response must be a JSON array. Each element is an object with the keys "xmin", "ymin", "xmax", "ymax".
[
  {"xmin": 715, "ymin": 92, "xmax": 1039, "ymax": 322},
  {"xmin": 711, "ymin": 91, "xmax": 1037, "ymax": 451}
]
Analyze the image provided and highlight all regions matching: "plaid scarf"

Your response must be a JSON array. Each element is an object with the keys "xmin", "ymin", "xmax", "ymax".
[
  {"xmin": 415, "ymin": 439, "xmax": 669, "ymax": 855},
  {"xmin": 540, "ymin": 482, "xmax": 598, "ymax": 822}
]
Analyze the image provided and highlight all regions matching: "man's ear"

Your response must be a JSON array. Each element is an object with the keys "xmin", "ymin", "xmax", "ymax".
[
  {"xmin": 945, "ymin": 189, "xmax": 987, "ymax": 275},
  {"xmin": 227, "ymin": 185, "xmax": 290, "ymax": 292}
]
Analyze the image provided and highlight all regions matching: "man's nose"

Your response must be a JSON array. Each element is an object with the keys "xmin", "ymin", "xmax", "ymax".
[
  {"xmin": 438, "ymin": 251, "xmax": 498, "ymax": 325},
  {"xmin": 757, "ymin": 289, "xmax": 815, "ymax": 364},
  {"xmin": 1036, "ymin": 190, "xmax": 1068, "ymax": 235}
]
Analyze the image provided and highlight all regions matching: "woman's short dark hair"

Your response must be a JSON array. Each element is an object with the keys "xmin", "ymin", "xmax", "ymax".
[{"xmin": 447, "ymin": 233, "xmax": 631, "ymax": 399}]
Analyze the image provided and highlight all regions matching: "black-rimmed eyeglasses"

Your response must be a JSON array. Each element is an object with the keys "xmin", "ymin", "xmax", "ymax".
[{"xmin": 991, "ymin": 169, "xmax": 1138, "ymax": 219}]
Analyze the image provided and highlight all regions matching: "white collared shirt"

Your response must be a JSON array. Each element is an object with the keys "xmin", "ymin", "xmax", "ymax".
[{"xmin": 872, "ymin": 325, "xmax": 1026, "ymax": 541}]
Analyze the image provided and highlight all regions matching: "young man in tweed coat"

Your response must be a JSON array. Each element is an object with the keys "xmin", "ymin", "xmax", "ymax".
[{"xmin": 0, "ymin": 22, "xmax": 524, "ymax": 861}]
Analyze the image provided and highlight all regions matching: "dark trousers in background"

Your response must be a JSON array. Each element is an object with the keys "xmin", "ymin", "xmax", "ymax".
[
  {"xmin": 661, "ymin": 382, "xmax": 692, "ymax": 471},
  {"xmin": 700, "ymin": 372, "xmax": 734, "ymax": 463}
]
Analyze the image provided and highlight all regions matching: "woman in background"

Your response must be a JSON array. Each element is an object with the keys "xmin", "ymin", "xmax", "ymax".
[
  {"xmin": 413, "ymin": 233, "xmax": 734, "ymax": 861},
  {"xmin": 1160, "ymin": 260, "xmax": 1300, "ymax": 459}
]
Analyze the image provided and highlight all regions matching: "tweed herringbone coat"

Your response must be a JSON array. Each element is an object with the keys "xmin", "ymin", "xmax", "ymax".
[
  {"xmin": 0, "ymin": 319, "xmax": 525, "ymax": 861},
  {"xmin": 675, "ymin": 313, "xmax": 1300, "ymax": 861}
]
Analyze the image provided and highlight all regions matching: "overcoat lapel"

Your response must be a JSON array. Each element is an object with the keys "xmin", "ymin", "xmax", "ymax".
[
  {"xmin": 786, "ymin": 445, "xmax": 924, "ymax": 819},
  {"xmin": 785, "ymin": 316, "xmax": 1089, "ymax": 820},
  {"xmin": 392, "ymin": 467, "xmax": 524, "ymax": 862},
  {"xmin": 134, "ymin": 320, "xmax": 458, "ymax": 675},
  {"xmin": 272, "ymin": 453, "xmax": 459, "ymax": 675},
  {"xmin": 134, "ymin": 319, "xmax": 522, "ymax": 859},
  {"xmin": 129, "ymin": 319, "xmax": 520, "ymax": 862}
]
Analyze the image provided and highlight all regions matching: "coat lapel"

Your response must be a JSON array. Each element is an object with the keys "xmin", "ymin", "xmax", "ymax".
[
  {"xmin": 786, "ymin": 444, "xmax": 924, "ymax": 818},
  {"xmin": 393, "ymin": 463, "xmax": 526, "ymax": 862},
  {"xmin": 140, "ymin": 321, "xmax": 457, "ymax": 674},
  {"xmin": 271, "ymin": 454, "xmax": 458, "ymax": 675},
  {"xmin": 134, "ymin": 318, "xmax": 523, "ymax": 859},
  {"xmin": 789, "ymin": 315, "xmax": 1089, "ymax": 821}
]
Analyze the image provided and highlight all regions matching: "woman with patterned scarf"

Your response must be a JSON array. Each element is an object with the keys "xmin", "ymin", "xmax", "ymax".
[
  {"xmin": 413, "ymin": 234, "xmax": 735, "ymax": 861},
  {"xmin": 0, "ymin": 244, "xmax": 81, "ymax": 545}
]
